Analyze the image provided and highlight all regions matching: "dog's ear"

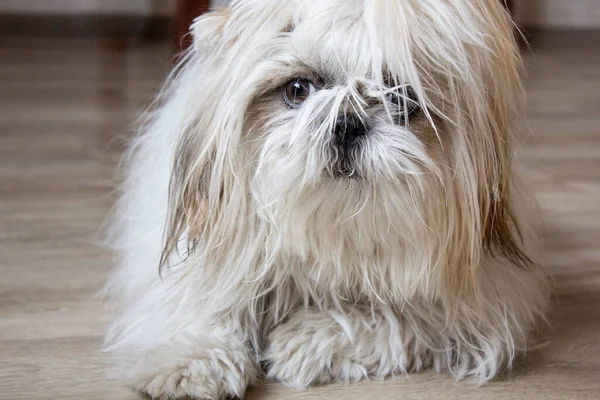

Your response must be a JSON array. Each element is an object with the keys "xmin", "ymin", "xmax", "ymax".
[
  {"xmin": 478, "ymin": 17, "xmax": 532, "ymax": 272},
  {"xmin": 190, "ymin": 8, "xmax": 232, "ymax": 54},
  {"xmin": 157, "ymin": 8, "xmax": 234, "ymax": 272},
  {"xmin": 433, "ymin": 0, "xmax": 533, "ymax": 303}
]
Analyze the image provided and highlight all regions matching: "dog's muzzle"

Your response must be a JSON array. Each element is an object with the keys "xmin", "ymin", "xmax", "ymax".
[{"xmin": 330, "ymin": 114, "xmax": 368, "ymax": 178}]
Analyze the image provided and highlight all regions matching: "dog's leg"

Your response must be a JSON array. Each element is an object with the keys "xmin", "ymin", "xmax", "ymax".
[
  {"xmin": 129, "ymin": 337, "xmax": 255, "ymax": 399},
  {"xmin": 264, "ymin": 305, "xmax": 428, "ymax": 389},
  {"xmin": 265, "ymin": 260, "xmax": 548, "ymax": 387},
  {"xmin": 107, "ymin": 308, "xmax": 257, "ymax": 399}
]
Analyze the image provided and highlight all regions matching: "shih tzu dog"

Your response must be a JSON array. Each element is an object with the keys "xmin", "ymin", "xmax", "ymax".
[{"xmin": 104, "ymin": 0, "xmax": 549, "ymax": 398}]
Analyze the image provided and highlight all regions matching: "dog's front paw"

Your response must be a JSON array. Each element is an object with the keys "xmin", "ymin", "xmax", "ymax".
[
  {"xmin": 130, "ymin": 351, "xmax": 254, "ymax": 399},
  {"xmin": 264, "ymin": 309, "xmax": 368, "ymax": 389}
]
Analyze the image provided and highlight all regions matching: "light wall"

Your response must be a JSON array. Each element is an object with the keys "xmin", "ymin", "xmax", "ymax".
[
  {"xmin": 212, "ymin": 0, "xmax": 230, "ymax": 7},
  {"xmin": 515, "ymin": 0, "xmax": 600, "ymax": 29}
]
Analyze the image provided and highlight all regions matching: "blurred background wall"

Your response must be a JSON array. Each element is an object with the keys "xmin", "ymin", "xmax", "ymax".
[
  {"xmin": 1, "ymin": 0, "xmax": 599, "ymax": 39},
  {"xmin": 515, "ymin": 0, "xmax": 600, "ymax": 29},
  {"xmin": 0, "ymin": 0, "xmax": 174, "ymax": 16},
  {"xmin": 1, "ymin": 0, "xmax": 599, "ymax": 29},
  {"xmin": 0, "ymin": 0, "xmax": 178, "ymax": 39}
]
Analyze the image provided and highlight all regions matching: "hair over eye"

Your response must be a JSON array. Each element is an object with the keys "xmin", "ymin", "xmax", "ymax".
[{"xmin": 385, "ymin": 85, "xmax": 420, "ymax": 122}]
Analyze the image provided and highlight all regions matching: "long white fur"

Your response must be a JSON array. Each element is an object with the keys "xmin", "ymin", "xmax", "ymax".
[{"xmin": 104, "ymin": 0, "xmax": 549, "ymax": 398}]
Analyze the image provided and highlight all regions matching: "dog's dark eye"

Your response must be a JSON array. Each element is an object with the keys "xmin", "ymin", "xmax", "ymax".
[
  {"xmin": 283, "ymin": 78, "xmax": 314, "ymax": 108},
  {"xmin": 386, "ymin": 86, "xmax": 420, "ymax": 120}
]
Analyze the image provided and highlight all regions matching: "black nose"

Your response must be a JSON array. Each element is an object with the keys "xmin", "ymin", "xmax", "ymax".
[{"xmin": 333, "ymin": 114, "xmax": 368, "ymax": 149}]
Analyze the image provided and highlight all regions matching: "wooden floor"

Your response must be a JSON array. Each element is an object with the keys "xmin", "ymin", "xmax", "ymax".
[{"xmin": 1, "ymin": 33, "xmax": 600, "ymax": 400}]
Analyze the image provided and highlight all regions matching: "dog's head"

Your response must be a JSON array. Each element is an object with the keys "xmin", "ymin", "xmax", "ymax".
[{"xmin": 161, "ymin": 0, "xmax": 528, "ymax": 301}]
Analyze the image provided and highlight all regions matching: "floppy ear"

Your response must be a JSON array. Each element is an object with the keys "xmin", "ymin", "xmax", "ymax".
[
  {"xmin": 155, "ymin": 10, "xmax": 230, "ymax": 271},
  {"xmin": 430, "ymin": 0, "xmax": 532, "ymax": 303},
  {"xmin": 158, "ymin": 9, "xmax": 237, "ymax": 272},
  {"xmin": 478, "ymin": 7, "xmax": 532, "ymax": 271},
  {"xmin": 190, "ymin": 7, "xmax": 232, "ymax": 53}
]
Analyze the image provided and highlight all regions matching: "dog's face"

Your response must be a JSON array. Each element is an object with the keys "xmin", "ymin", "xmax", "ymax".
[{"xmin": 163, "ymin": 0, "xmax": 528, "ymax": 300}]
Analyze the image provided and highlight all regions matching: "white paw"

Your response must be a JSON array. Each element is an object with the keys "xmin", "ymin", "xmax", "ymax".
[
  {"xmin": 131, "ymin": 354, "xmax": 252, "ymax": 399},
  {"xmin": 264, "ymin": 311, "xmax": 368, "ymax": 389}
]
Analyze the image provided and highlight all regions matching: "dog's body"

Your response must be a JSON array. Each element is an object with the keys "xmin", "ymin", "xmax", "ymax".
[{"xmin": 104, "ymin": 0, "xmax": 549, "ymax": 398}]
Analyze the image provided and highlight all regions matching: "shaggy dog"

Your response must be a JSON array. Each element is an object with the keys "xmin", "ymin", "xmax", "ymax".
[{"xmin": 104, "ymin": 0, "xmax": 549, "ymax": 398}]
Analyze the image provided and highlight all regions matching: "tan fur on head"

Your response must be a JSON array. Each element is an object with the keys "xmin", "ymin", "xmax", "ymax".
[{"xmin": 105, "ymin": 1, "xmax": 549, "ymax": 397}]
